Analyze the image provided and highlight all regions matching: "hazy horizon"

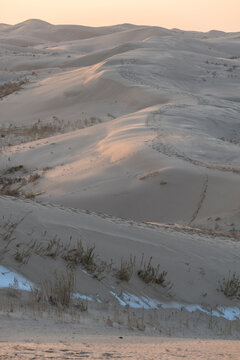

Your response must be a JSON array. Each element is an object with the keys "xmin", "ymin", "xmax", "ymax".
[{"xmin": 1, "ymin": 0, "xmax": 239, "ymax": 32}]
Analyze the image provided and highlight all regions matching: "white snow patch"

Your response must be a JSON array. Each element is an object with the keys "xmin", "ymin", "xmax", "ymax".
[
  {"xmin": 0, "ymin": 265, "xmax": 33, "ymax": 291},
  {"xmin": 72, "ymin": 293, "xmax": 94, "ymax": 301},
  {"xmin": 110, "ymin": 291, "xmax": 240, "ymax": 321}
]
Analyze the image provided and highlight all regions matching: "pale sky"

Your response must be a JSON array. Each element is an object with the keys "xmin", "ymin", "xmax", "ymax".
[{"xmin": 1, "ymin": 0, "xmax": 239, "ymax": 32}]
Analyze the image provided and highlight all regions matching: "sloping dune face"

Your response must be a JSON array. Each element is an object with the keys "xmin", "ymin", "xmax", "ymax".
[
  {"xmin": 0, "ymin": 20, "xmax": 240, "ymax": 231},
  {"xmin": 0, "ymin": 21, "xmax": 240, "ymax": 332}
]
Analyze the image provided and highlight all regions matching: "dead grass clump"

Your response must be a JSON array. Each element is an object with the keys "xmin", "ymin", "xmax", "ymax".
[
  {"xmin": 1, "ymin": 177, "xmax": 24, "ymax": 186},
  {"xmin": 14, "ymin": 238, "xmax": 41, "ymax": 264},
  {"xmin": 0, "ymin": 167, "xmax": 42, "ymax": 198},
  {"xmin": 116, "ymin": 256, "xmax": 135, "ymax": 282},
  {"xmin": 43, "ymin": 271, "xmax": 75, "ymax": 308},
  {"xmin": 1, "ymin": 187, "xmax": 21, "ymax": 197},
  {"xmin": 0, "ymin": 177, "xmax": 26, "ymax": 193},
  {"xmin": 0, "ymin": 80, "xmax": 26, "ymax": 99},
  {"xmin": 44, "ymin": 236, "xmax": 65, "ymax": 259},
  {"xmin": 4, "ymin": 165, "xmax": 26, "ymax": 174},
  {"xmin": 29, "ymin": 286, "xmax": 42, "ymax": 306},
  {"xmin": 28, "ymin": 172, "xmax": 41, "ymax": 183},
  {"xmin": 218, "ymin": 272, "xmax": 240, "ymax": 299},
  {"xmin": 14, "ymin": 247, "xmax": 31, "ymax": 264},
  {"xmin": 62, "ymin": 239, "xmax": 96, "ymax": 271},
  {"xmin": 160, "ymin": 180, "xmax": 167, "ymax": 185},
  {"xmin": 137, "ymin": 256, "xmax": 168, "ymax": 286},
  {"xmin": 82, "ymin": 244, "xmax": 96, "ymax": 267},
  {"xmin": 24, "ymin": 191, "xmax": 36, "ymax": 199},
  {"xmin": 74, "ymin": 299, "xmax": 88, "ymax": 312},
  {"xmin": 43, "ymin": 166, "xmax": 52, "ymax": 172},
  {"xmin": 1, "ymin": 217, "xmax": 22, "ymax": 243},
  {"xmin": 0, "ymin": 115, "xmax": 103, "ymax": 146},
  {"xmin": 7, "ymin": 278, "xmax": 21, "ymax": 298}
]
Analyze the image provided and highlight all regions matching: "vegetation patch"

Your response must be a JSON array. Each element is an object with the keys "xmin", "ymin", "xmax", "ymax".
[
  {"xmin": 115, "ymin": 256, "xmax": 135, "ymax": 282},
  {"xmin": 218, "ymin": 272, "xmax": 240, "ymax": 299},
  {"xmin": 0, "ymin": 80, "xmax": 27, "ymax": 99},
  {"xmin": 137, "ymin": 256, "xmax": 168, "ymax": 286},
  {"xmin": 62, "ymin": 239, "xmax": 96, "ymax": 271}
]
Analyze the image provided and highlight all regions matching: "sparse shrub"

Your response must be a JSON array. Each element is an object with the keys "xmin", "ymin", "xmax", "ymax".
[
  {"xmin": 62, "ymin": 239, "xmax": 96, "ymax": 271},
  {"xmin": 4, "ymin": 165, "xmax": 25, "ymax": 174},
  {"xmin": 30, "ymin": 286, "xmax": 42, "ymax": 305},
  {"xmin": 14, "ymin": 238, "xmax": 40, "ymax": 264},
  {"xmin": 43, "ymin": 271, "xmax": 75, "ymax": 307},
  {"xmin": 24, "ymin": 191, "xmax": 36, "ymax": 199},
  {"xmin": 0, "ymin": 166, "xmax": 42, "ymax": 198},
  {"xmin": 116, "ymin": 256, "xmax": 135, "ymax": 282},
  {"xmin": 44, "ymin": 236, "xmax": 65, "ymax": 259},
  {"xmin": 74, "ymin": 299, "xmax": 88, "ymax": 312},
  {"xmin": 43, "ymin": 166, "xmax": 52, "ymax": 172},
  {"xmin": 1, "ymin": 187, "xmax": 20, "ymax": 197},
  {"xmin": 160, "ymin": 180, "xmax": 167, "ymax": 185},
  {"xmin": 0, "ymin": 216, "xmax": 25, "ymax": 247},
  {"xmin": 14, "ymin": 247, "xmax": 31, "ymax": 264},
  {"xmin": 7, "ymin": 278, "xmax": 20, "ymax": 298},
  {"xmin": 28, "ymin": 172, "xmax": 41, "ymax": 183},
  {"xmin": 0, "ymin": 114, "xmax": 103, "ymax": 147},
  {"xmin": 0, "ymin": 80, "xmax": 26, "ymax": 99},
  {"xmin": 137, "ymin": 256, "xmax": 168, "ymax": 286},
  {"xmin": 218, "ymin": 272, "xmax": 240, "ymax": 299},
  {"xmin": 83, "ymin": 245, "xmax": 96, "ymax": 266}
]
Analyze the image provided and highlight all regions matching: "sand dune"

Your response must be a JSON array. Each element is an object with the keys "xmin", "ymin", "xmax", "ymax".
[
  {"xmin": 1, "ymin": 19, "xmax": 138, "ymax": 43},
  {"xmin": 0, "ymin": 20, "xmax": 240, "ymax": 345},
  {"xmin": 1, "ymin": 195, "xmax": 240, "ymax": 309}
]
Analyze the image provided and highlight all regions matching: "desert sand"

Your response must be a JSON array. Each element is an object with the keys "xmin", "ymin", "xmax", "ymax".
[{"xmin": 0, "ymin": 19, "xmax": 240, "ymax": 358}]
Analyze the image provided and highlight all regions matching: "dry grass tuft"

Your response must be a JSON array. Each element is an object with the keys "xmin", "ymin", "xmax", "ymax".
[
  {"xmin": 0, "ymin": 80, "xmax": 26, "ymax": 99},
  {"xmin": 1, "ymin": 187, "xmax": 21, "ymax": 197},
  {"xmin": 24, "ymin": 191, "xmax": 36, "ymax": 199},
  {"xmin": 218, "ymin": 272, "xmax": 240, "ymax": 299},
  {"xmin": 160, "ymin": 180, "xmax": 167, "ymax": 185},
  {"xmin": 138, "ymin": 256, "xmax": 168, "ymax": 286},
  {"xmin": 14, "ymin": 247, "xmax": 32, "ymax": 264},
  {"xmin": 4, "ymin": 165, "xmax": 26, "ymax": 174},
  {"xmin": 42, "ymin": 270, "xmax": 75, "ymax": 308},
  {"xmin": 28, "ymin": 172, "xmax": 41, "ymax": 183},
  {"xmin": 116, "ymin": 256, "xmax": 135, "ymax": 282},
  {"xmin": 62, "ymin": 239, "xmax": 96, "ymax": 271}
]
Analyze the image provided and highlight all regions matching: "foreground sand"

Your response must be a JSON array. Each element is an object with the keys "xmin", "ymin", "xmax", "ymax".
[{"xmin": 1, "ymin": 337, "xmax": 240, "ymax": 359}]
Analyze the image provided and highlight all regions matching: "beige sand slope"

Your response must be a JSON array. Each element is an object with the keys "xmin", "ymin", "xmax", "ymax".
[
  {"xmin": 0, "ymin": 20, "xmax": 240, "ymax": 343},
  {"xmin": 0, "ymin": 24, "xmax": 240, "ymax": 230}
]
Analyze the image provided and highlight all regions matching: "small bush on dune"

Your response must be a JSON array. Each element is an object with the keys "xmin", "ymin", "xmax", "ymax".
[
  {"xmin": 116, "ymin": 256, "xmax": 135, "ymax": 282},
  {"xmin": 62, "ymin": 239, "xmax": 96, "ymax": 271},
  {"xmin": 218, "ymin": 272, "xmax": 240, "ymax": 299},
  {"xmin": 43, "ymin": 270, "xmax": 75, "ymax": 307},
  {"xmin": 1, "ymin": 187, "xmax": 20, "ymax": 197},
  {"xmin": 28, "ymin": 172, "xmax": 41, "ymax": 183},
  {"xmin": 4, "ymin": 165, "xmax": 25, "ymax": 174},
  {"xmin": 14, "ymin": 247, "xmax": 31, "ymax": 264},
  {"xmin": 0, "ymin": 80, "xmax": 26, "ymax": 99},
  {"xmin": 24, "ymin": 191, "xmax": 36, "ymax": 199},
  {"xmin": 137, "ymin": 256, "xmax": 168, "ymax": 286}
]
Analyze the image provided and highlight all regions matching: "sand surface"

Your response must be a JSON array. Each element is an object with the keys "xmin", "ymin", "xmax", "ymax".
[
  {"xmin": 0, "ymin": 19, "xmax": 240, "ymax": 355},
  {"xmin": 1, "ymin": 338, "xmax": 240, "ymax": 359}
]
